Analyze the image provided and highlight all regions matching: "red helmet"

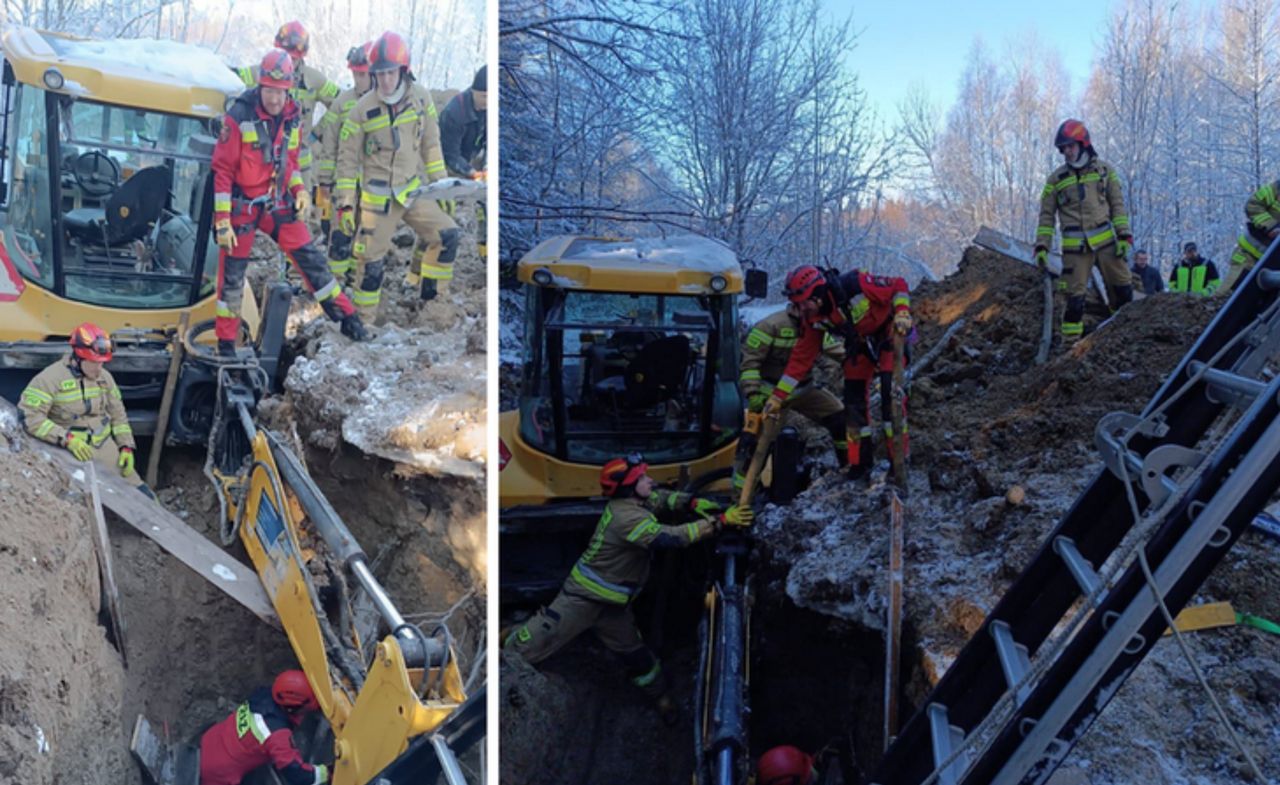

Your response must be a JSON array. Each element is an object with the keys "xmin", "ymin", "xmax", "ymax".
[
  {"xmin": 758, "ymin": 746, "xmax": 815, "ymax": 785},
  {"xmin": 274, "ymin": 21, "xmax": 309, "ymax": 59},
  {"xmin": 783, "ymin": 265, "xmax": 826, "ymax": 304},
  {"xmin": 370, "ymin": 31, "xmax": 411, "ymax": 74},
  {"xmin": 347, "ymin": 42, "xmax": 374, "ymax": 73},
  {"xmin": 69, "ymin": 322, "xmax": 112, "ymax": 363},
  {"xmin": 272, "ymin": 670, "xmax": 318, "ymax": 712},
  {"xmin": 600, "ymin": 453, "xmax": 647, "ymax": 497},
  {"xmin": 259, "ymin": 49, "xmax": 295, "ymax": 90},
  {"xmin": 1055, "ymin": 119, "xmax": 1092, "ymax": 151}
]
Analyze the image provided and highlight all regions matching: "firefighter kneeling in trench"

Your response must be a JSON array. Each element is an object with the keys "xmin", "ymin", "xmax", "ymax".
[
  {"xmin": 18, "ymin": 322, "xmax": 155, "ymax": 498},
  {"xmin": 504, "ymin": 454, "xmax": 754, "ymax": 723}
]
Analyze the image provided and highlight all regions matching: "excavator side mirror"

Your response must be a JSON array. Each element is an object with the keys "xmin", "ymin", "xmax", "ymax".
[{"xmin": 744, "ymin": 269, "xmax": 768, "ymax": 299}]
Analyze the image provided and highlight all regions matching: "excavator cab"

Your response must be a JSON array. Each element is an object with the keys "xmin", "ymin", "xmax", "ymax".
[
  {"xmin": 0, "ymin": 26, "xmax": 286, "ymax": 445},
  {"xmin": 500, "ymin": 235, "xmax": 762, "ymax": 601}
]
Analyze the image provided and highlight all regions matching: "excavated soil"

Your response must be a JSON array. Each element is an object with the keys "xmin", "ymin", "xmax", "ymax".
[
  {"xmin": 0, "ymin": 416, "xmax": 132, "ymax": 785},
  {"xmin": 0, "ymin": 204, "xmax": 486, "ymax": 783},
  {"xmin": 500, "ymin": 247, "xmax": 1279, "ymax": 784}
]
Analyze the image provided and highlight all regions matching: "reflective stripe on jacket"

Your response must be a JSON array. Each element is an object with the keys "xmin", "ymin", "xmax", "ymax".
[
  {"xmin": 1035, "ymin": 157, "xmax": 1129, "ymax": 252},
  {"xmin": 565, "ymin": 489, "xmax": 716, "ymax": 605},
  {"xmin": 18, "ymin": 358, "xmax": 134, "ymax": 449}
]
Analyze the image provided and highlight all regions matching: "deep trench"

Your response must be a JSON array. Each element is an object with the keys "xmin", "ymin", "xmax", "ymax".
[
  {"xmin": 107, "ymin": 426, "xmax": 483, "ymax": 778},
  {"xmin": 504, "ymin": 537, "xmax": 927, "ymax": 785}
]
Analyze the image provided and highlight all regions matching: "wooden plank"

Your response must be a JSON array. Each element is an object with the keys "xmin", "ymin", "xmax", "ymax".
[
  {"xmin": 973, "ymin": 226, "xmax": 1063, "ymax": 277},
  {"xmin": 890, "ymin": 332, "xmax": 909, "ymax": 494},
  {"xmin": 973, "ymin": 225, "xmax": 1112, "ymax": 310},
  {"xmin": 85, "ymin": 461, "xmax": 127, "ymax": 666},
  {"xmin": 130, "ymin": 714, "xmax": 171, "ymax": 785},
  {"xmin": 1037, "ymin": 275, "xmax": 1054, "ymax": 365},
  {"xmin": 884, "ymin": 490, "xmax": 906, "ymax": 749},
  {"xmin": 146, "ymin": 312, "xmax": 188, "ymax": 487},
  {"xmin": 87, "ymin": 467, "xmax": 280, "ymax": 629},
  {"xmin": 0, "ymin": 398, "xmax": 280, "ymax": 629},
  {"xmin": 737, "ymin": 412, "xmax": 781, "ymax": 508}
]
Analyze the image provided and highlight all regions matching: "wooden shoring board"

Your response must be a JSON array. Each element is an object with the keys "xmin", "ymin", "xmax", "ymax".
[
  {"xmin": 884, "ymin": 490, "xmax": 906, "ymax": 749},
  {"xmin": 0, "ymin": 398, "xmax": 280, "ymax": 630}
]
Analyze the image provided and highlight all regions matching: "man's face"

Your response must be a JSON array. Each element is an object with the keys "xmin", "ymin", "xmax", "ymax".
[
  {"xmin": 353, "ymin": 71, "xmax": 372, "ymax": 93},
  {"xmin": 260, "ymin": 86, "xmax": 287, "ymax": 116},
  {"xmin": 80, "ymin": 359, "xmax": 103, "ymax": 379},
  {"xmin": 1184, "ymin": 247, "xmax": 1196, "ymax": 260},
  {"xmin": 798, "ymin": 296, "xmax": 822, "ymax": 317},
  {"xmin": 1135, "ymin": 253, "xmax": 1149, "ymax": 268},
  {"xmin": 375, "ymin": 70, "xmax": 401, "ymax": 97},
  {"xmin": 473, "ymin": 89, "xmax": 488, "ymax": 111},
  {"xmin": 634, "ymin": 474, "xmax": 654, "ymax": 499},
  {"xmin": 1059, "ymin": 141, "xmax": 1081, "ymax": 162}
]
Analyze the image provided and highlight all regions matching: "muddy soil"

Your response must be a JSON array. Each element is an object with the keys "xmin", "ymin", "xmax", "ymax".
[
  {"xmin": 500, "ymin": 247, "xmax": 1279, "ymax": 784},
  {"xmin": 0, "ymin": 423, "xmax": 132, "ymax": 785}
]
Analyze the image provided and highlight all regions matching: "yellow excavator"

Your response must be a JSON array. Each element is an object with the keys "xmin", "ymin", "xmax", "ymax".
[
  {"xmin": 0, "ymin": 25, "xmax": 480, "ymax": 785},
  {"xmin": 497, "ymin": 234, "xmax": 768, "ymax": 601},
  {"xmin": 0, "ymin": 24, "xmax": 290, "ymax": 445}
]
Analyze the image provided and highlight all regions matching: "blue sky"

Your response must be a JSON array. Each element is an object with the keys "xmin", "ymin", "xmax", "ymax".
[{"xmin": 828, "ymin": 0, "xmax": 1117, "ymax": 122}]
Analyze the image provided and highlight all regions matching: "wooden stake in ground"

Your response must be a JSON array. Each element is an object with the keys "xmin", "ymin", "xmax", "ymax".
[
  {"xmin": 85, "ymin": 461, "xmax": 128, "ymax": 666},
  {"xmin": 146, "ymin": 312, "xmax": 189, "ymax": 487},
  {"xmin": 890, "ymin": 331, "xmax": 909, "ymax": 495},
  {"xmin": 737, "ymin": 412, "xmax": 781, "ymax": 509},
  {"xmin": 884, "ymin": 490, "xmax": 905, "ymax": 748},
  {"xmin": 1036, "ymin": 274, "xmax": 1054, "ymax": 365}
]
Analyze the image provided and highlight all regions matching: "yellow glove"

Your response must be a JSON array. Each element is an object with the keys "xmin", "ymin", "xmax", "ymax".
[
  {"xmin": 720, "ymin": 505, "xmax": 754, "ymax": 527},
  {"xmin": 894, "ymin": 310, "xmax": 912, "ymax": 335},
  {"xmin": 294, "ymin": 189, "xmax": 312, "ymax": 221},
  {"xmin": 338, "ymin": 206, "xmax": 356, "ymax": 235},
  {"xmin": 215, "ymin": 219, "xmax": 236, "ymax": 252},
  {"xmin": 65, "ymin": 432, "xmax": 94, "ymax": 461},
  {"xmin": 437, "ymin": 199, "xmax": 456, "ymax": 216},
  {"xmin": 762, "ymin": 395, "xmax": 783, "ymax": 419},
  {"xmin": 118, "ymin": 446, "xmax": 135, "ymax": 477},
  {"xmin": 691, "ymin": 498, "xmax": 722, "ymax": 517}
]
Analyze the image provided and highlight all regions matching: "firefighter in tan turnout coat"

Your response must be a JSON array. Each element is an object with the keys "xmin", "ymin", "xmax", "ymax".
[
  {"xmin": 1034, "ymin": 119, "xmax": 1134, "ymax": 342},
  {"xmin": 334, "ymin": 31, "xmax": 460, "ymax": 318},
  {"xmin": 504, "ymin": 455, "xmax": 753, "ymax": 720}
]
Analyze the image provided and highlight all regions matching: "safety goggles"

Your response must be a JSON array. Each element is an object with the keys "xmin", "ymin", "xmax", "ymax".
[
  {"xmin": 347, "ymin": 46, "xmax": 370, "ymax": 68},
  {"xmin": 263, "ymin": 64, "xmax": 292, "ymax": 82}
]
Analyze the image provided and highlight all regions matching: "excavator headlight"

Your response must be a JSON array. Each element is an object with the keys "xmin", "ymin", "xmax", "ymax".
[
  {"xmin": 531, "ymin": 267, "xmax": 553, "ymax": 286},
  {"xmin": 42, "ymin": 68, "xmax": 64, "ymax": 90},
  {"xmin": 709, "ymin": 274, "xmax": 728, "ymax": 292}
]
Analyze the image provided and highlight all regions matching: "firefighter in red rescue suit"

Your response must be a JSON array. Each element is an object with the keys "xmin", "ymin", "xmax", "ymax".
[
  {"xmin": 212, "ymin": 49, "xmax": 368, "ymax": 357},
  {"xmin": 770, "ymin": 265, "xmax": 913, "ymax": 482},
  {"xmin": 199, "ymin": 670, "xmax": 329, "ymax": 785}
]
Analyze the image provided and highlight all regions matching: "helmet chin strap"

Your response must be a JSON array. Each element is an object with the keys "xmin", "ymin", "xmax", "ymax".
[
  {"xmin": 1069, "ymin": 148, "xmax": 1092, "ymax": 169},
  {"xmin": 379, "ymin": 75, "xmax": 408, "ymax": 105}
]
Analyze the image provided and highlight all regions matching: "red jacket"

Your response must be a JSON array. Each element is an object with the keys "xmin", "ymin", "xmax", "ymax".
[
  {"xmin": 199, "ymin": 688, "xmax": 328, "ymax": 785},
  {"xmin": 773, "ymin": 270, "xmax": 911, "ymax": 400},
  {"xmin": 212, "ymin": 88, "xmax": 305, "ymax": 224}
]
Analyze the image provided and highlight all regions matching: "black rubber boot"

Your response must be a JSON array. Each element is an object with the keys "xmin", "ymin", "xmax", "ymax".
[
  {"xmin": 340, "ymin": 314, "xmax": 370, "ymax": 342},
  {"xmin": 420, "ymin": 278, "xmax": 438, "ymax": 302}
]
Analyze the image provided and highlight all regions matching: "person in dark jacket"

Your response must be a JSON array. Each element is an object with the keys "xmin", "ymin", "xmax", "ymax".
[
  {"xmin": 438, "ymin": 65, "xmax": 486, "ymax": 178},
  {"xmin": 1131, "ymin": 248, "xmax": 1164, "ymax": 295},
  {"xmin": 199, "ymin": 670, "xmax": 329, "ymax": 785}
]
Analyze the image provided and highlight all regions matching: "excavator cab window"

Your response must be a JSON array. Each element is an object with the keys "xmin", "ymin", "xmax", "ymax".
[
  {"xmin": 520, "ymin": 288, "xmax": 742, "ymax": 463},
  {"xmin": 0, "ymin": 84, "xmax": 217, "ymax": 308}
]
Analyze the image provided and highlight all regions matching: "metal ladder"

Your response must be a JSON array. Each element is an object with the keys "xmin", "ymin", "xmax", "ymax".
[{"xmin": 869, "ymin": 250, "xmax": 1280, "ymax": 785}]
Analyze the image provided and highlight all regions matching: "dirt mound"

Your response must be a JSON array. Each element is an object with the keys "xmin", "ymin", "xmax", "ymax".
[
  {"xmin": 0, "ymin": 430, "xmax": 131, "ymax": 785},
  {"xmin": 756, "ymin": 248, "xmax": 1279, "ymax": 781}
]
